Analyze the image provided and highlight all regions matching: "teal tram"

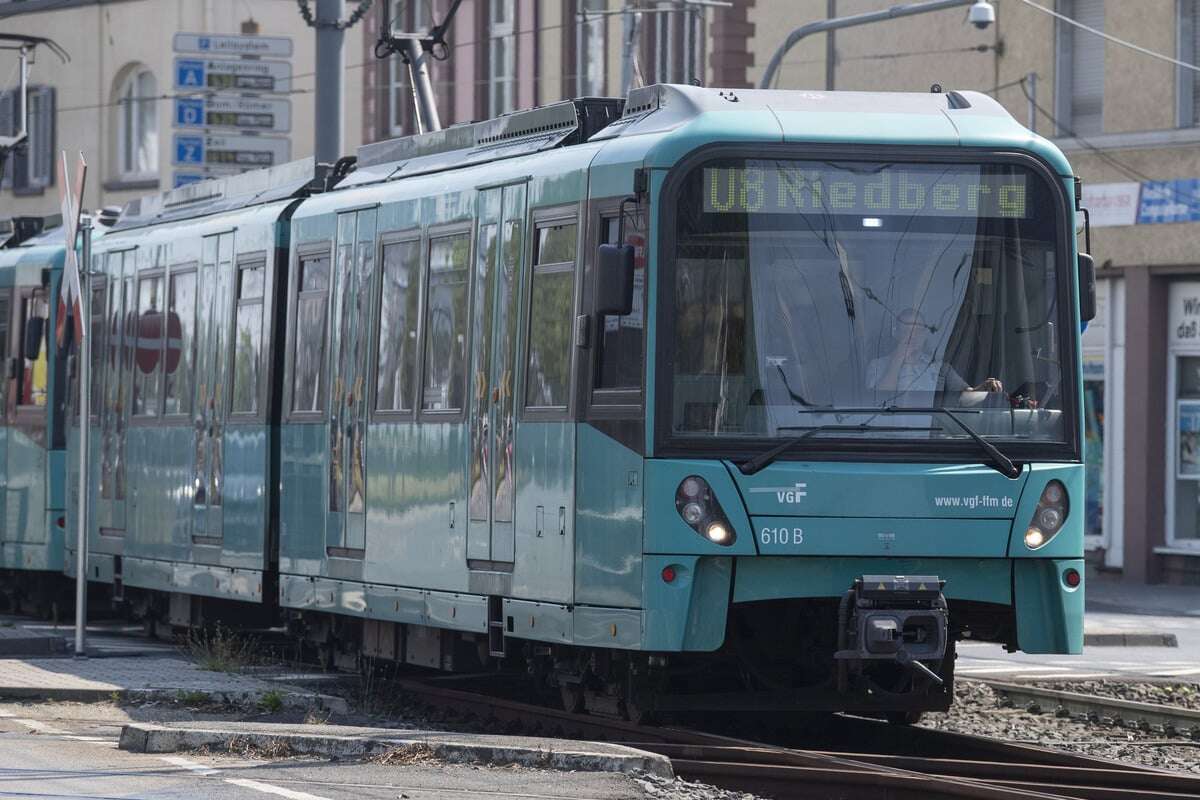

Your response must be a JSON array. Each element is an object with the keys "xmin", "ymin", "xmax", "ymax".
[{"xmin": 45, "ymin": 84, "xmax": 1096, "ymax": 719}]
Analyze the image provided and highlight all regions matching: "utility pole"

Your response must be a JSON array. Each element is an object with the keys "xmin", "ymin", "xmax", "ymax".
[
  {"xmin": 1026, "ymin": 71, "xmax": 1037, "ymax": 133},
  {"xmin": 75, "ymin": 217, "xmax": 91, "ymax": 657},
  {"xmin": 314, "ymin": 0, "xmax": 345, "ymax": 164},
  {"xmin": 759, "ymin": 0, "xmax": 995, "ymax": 90}
]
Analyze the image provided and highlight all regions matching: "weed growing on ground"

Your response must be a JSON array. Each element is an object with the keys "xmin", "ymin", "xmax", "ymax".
[
  {"xmin": 185, "ymin": 624, "xmax": 258, "ymax": 672},
  {"xmin": 257, "ymin": 690, "xmax": 284, "ymax": 713},
  {"xmin": 303, "ymin": 708, "xmax": 331, "ymax": 725},
  {"xmin": 368, "ymin": 743, "xmax": 439, "ymax": 766},
  {"xmin": 177, "ymin": 690, "xmax": 211, "ymax": 707}
]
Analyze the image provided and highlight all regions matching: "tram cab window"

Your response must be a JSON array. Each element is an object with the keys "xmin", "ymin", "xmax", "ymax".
[
  {"xmin": 292, "ymin": 252, "xmax": 330, "ymax": 414},
  {"xmin": 422, "ymin": 233, "xmax": 469, "ymax": 412},
  {"xmin": 232, "ymin": 263, "xmax": 265, "ymax": 414},
  {"xmin": 376, "ymin": 239, "xmax": 420, "ymax": 413},
  {"xmin": 595, "ymin": 215, "xmax": 644, "ymax": 392},
  {"xmin": 526, "ymin": 219, "xmax": 577, "ymax": 409},
  {"xmin": 17, "ymin": 290, "xmax": 50, "ymax": 409}
]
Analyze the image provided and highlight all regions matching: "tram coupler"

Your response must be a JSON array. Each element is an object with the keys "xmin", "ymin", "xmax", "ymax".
[{"xmin": 834, "ymin": 575, "xmax": 949, "ymax": 694}]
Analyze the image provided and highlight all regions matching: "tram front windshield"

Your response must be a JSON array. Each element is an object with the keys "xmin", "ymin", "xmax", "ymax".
[{"xmin": 667, "ymin": 158, "xmax": 1071, "ymax": 448}]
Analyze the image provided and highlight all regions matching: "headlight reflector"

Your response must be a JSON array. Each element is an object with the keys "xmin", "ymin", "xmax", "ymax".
[
  {"xmin": 1024, "ymin": 480, "xmax": 1068, "ymax": 550},
  {"xmin": 675, "ymin": 476, "xmax": 736, "ymax": 546}
]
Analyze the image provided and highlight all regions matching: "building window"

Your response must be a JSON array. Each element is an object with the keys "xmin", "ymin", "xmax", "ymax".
[
  {"xmin": 577, "ymin": 0, "xmax": 606, "ymax": 96},
  {"xmin": 1055, "ymin": 0, "xmax": 1105, "ymax": 137},
  {"xmin": 0, "ymin": 86, "xmax": 55, "ymax": 192},
  {"xmin": 114, "ymin": 66, "xmax": 158, "ymax": 179},
  {"xmin": 489, "ymin": 0, "xmax": 515, "ymax": 116},
  {"xmin": 1179, "ymin": 0, "xmax": 1200, "ymax": 126}
]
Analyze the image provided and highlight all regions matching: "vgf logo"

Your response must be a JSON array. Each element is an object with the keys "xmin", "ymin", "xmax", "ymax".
[{"xmin": 748, "ymin": 482, "xmax": 808, "ymax": 505}]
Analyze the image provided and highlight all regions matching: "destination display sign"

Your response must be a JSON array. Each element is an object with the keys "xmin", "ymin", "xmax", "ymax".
[
  {"xmin": 174, "ymin": 57, "xmax": 293, "ymax": 93},
  {"xmin": 175, "ymin": 96, "xmax": 292, "ymax": 133},
  {"xmin": 703, "ymin": 163, "xmax": 1030, "ymax": 219}
]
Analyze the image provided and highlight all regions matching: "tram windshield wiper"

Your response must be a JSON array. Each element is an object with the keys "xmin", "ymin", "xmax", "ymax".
[
  {"xmin": 880, "ymin": 405, "xmax": 1021, "ymax": 479},
  {"xmin": 737, "ymin": 424, "xmax": 936, "ymax": 476}
]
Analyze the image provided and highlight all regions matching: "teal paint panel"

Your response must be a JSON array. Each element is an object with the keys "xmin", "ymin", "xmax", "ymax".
[
  {"xmin": 733, "ymin": 462, "xmax": 1028, "ymax": 519},
  {"xmin": 122, "ymin": 556, "xmax": 262, "ymax": 601},
  {"xmin": 774, "ymin": 111, "xmax": 959, "ymax": 148},
  {"xmin": 362, "ymin": 421, "xmax": 468, "ymax": 592},
  {"xmin": 642, "ymin": 111, "xmax": 784, "ymax": 168},
  {"xmin": 503, "ymin": 598, "xmax": 572, "ymax": 645},
  {"xmin": 127, "ymin": 427, "xmax": 183, "ymax": 563},
  {"xmin": 426, "ymin": 590, "xmax": 488, "ymax": 633},
  {"xmin": 948, "ymin": 118, "xmax": 1074, "ymax": 177},
  {"xmin": 278, "ymin": 423, "xmax": 329, "ymax": 574},
  {"xmin": 642, "ymin": 555, "xmax": 731, "ymax": 652},
  {"xmin": 46, "ymin": 449, "xmax": 65, "ymax": 510},
  {"xmin": 644, "ymin": 459, "xmax": 757, "ymax": 556},
  {"xmin": 511, "ymin": 421, "xmax": 574, "ymax": 603},
  {"xmin": 733, "ymin": 557, "xmax": 1012, "ymax": 606},
  {"xmin": 574, "ymin": 425, "xmax": 643, "ymax": 608},
  {"xmin": 5, "ymin": 428, "xmax": 46, "ymax": 545},
  {"xmin": 1014, "ymin": 558, "xmax": 1084, "ymax": 654},
  {"xmin": 573, "ymin": 606, "xmax": 642, "ymax": 650},
  {"xmin": 1007, "ymin": 464, "xmax": 1085, "ymax": 559},
  {"xmin": 750, "ymin": 517, "xmax": 1012, "ymax": 558},
  {"xmin": 221, "ymin": 425, "xmax": 270, "ymax": 569}
]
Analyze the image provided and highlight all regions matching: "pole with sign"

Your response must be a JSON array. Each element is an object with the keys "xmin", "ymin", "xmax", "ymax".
[{"xmin": 57, "ymin": 151, "xmax": 89, "ymax": 657}]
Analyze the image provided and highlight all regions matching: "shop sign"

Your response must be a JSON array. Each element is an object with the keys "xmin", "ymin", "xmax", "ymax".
[
  {"xmin": 1169, "ymin": 282, "xmax": 1200, "ymax": 347},
  {"xmin": 1138, "ymin": 180, "xmax": 1200, "ymax": 225},
  {"xmin": 1082, "ymin": 182, "xmax": 1140, "ymax": 227}
]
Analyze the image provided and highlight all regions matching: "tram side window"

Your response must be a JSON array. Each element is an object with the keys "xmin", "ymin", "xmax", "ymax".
[
  {"xmin": 422, "ymin": 233, "xmax": 469, "ymax": 412},
  {"xmin": 89, "ymin": 281, "xmax": 106, "ymax": 417},
  {"xmin": 132, "ymin": 275, "xmax": 164, "ymax": 417},
  {"xmin": 525, "ymin": 219, "xmax": 577, "ymax": 409},
  {"xmin": 376, "ymin": 239, "xmax": 420, "ymax": 413},
  {"xmin": 293, "ymin": 252, "xmax": 330, "ymax": 413},
  {"xmin": 17, "ymin": 291, "xmax": 50, "ymax": 408},
  {"xmin": 0, "ymin": 295, "xmax": 8, "ymax": 412},
  {"xmin": 595, "ymin": 215, "xmax": 644, "ymax": 392},
  {"xmin": 164, "ymin": 270, "xmax": 196, "ymax": 415},
  {"xmin": 232, "ymin": 263, "xmax": 265, "ymax": 414}
]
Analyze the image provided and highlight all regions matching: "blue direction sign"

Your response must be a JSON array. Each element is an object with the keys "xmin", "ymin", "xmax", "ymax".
[
  {"xmin": 174, "ymin": 96, "xmax": 291, "ymax": 133},
  {"xmin": 173, "ymin": 32, "xmax": 293, "ymax": 58},
  {"xmin": 175, "ymin": 98, "xmax": 205, "ymax": 127},
  {"xmin": 174, "ymin": 135, "xmax": 205, "ymax": 165},
  {"xmin": 172, "ymin": 57, "xmax": 292, "ymax": 93},
  {"xmin": 171, "ymin": 133, "xmax": 291, "ymax": 169}
]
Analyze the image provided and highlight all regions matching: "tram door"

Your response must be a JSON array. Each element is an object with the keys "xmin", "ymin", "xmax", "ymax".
[
  {"xmin": 98, "ymin": 249, "xmax": 134, "ymax": 534},
  {"xmin": 467, "ymin": 183, "xmax": 526, "ymax": 564},
  {"xmin": 192, "ymin": 232, "xmax": 234, "ymax": 543},
  {"xmin": 326, "ymin": 208, "xmax": 376, "ymax": 555}
]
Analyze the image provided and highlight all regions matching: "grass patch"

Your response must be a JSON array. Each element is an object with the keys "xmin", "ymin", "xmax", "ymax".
[
  {"xmin": 257, "ymin": 690, "xmax": 284, "ymax": 713},
  {"xmin": 185, "ymin": 624, "xmax": 258, "ymax": 673},
  {"xmin": 176, "ymin": 690, "xmax": 211, "ymax": 707},
  {"xmin": 368, "ymin": 743, "xmax": 440, "ymax": 766}
]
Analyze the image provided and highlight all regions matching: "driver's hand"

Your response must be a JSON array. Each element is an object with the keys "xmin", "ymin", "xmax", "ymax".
[{"xmin": 975, "ymin": 378, "xmax": 1003, "ymax": 392}]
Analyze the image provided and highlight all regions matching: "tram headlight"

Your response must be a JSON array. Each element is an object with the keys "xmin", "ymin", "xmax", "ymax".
[
  {"xmin": 675, "ymin": 476, "xmax": 736, "ymax": 546},
  {"xmin": 1024, "ymin": 480, "xmax": 1069, "ymax": 550}
]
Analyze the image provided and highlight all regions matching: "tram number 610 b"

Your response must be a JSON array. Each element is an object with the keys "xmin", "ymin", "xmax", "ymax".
[{"xmin": 760, "ymin": 527, "xmax": 804, "ymax": 546}]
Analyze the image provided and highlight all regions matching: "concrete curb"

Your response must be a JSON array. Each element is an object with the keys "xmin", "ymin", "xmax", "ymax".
[
  {"xmin": 0, "ymin": 633, "xmax": 69, "ymax": 657},
  {"xmin": 1083, "ymin": 632, "xmax": 1179, "ymax": 647},
  {"xmin": 0, "ymin": 686, "xmax": 349, "ymax": 714},
  {"xmin": 118, "ymin": 722, "xmax": 674, "ymax": 778}
]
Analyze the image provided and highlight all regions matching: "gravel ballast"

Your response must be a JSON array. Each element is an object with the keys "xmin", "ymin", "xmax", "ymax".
[{"xmin": 920, "ymin": 680, "xmax": 1200, "ymax": 773}]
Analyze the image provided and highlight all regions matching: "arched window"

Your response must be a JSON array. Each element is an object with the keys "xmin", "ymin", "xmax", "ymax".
[{"xmin": 113, "ymin": 66, "xmax": 158, "ymax": 179}]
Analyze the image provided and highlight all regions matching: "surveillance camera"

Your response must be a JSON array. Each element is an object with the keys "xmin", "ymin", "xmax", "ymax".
[{"xmin": 968, "ymin": 0, "xmax": 996, "ymax": 29}]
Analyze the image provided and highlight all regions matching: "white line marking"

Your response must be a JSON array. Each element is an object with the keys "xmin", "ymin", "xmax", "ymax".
[
  {"xmin": 159, "ymin": 755, "xmax": 221, "ymax": 776},
  {"xmin": 13, "ymin": 718, "xmax": 69, "ymax": 735},
  {"xmin": 1146, "ymin": 668, "xmax": 1200, "ymax": 677},
  {"xmin": 224, "ymin": 778, "xmax": 334, "ymax": 799}
]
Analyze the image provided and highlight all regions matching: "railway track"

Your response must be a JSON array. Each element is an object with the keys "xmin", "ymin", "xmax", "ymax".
[
  {"xmin": 977, "ymin": 679, "xmax": 1200, "ymax": 739},
  {"xmin": 394, "ymin": 676, "xmax": 1200, "ymax": 799}
]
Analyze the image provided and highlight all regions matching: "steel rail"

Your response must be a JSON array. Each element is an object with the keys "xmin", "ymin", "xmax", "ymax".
[
  {"xmin": 391, "ymin": 677, "xmax": 1195, "ymax": 800},
  {"xmin": 977, "ymin": 679, "xmax": 1200, "ymax": 738}
]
